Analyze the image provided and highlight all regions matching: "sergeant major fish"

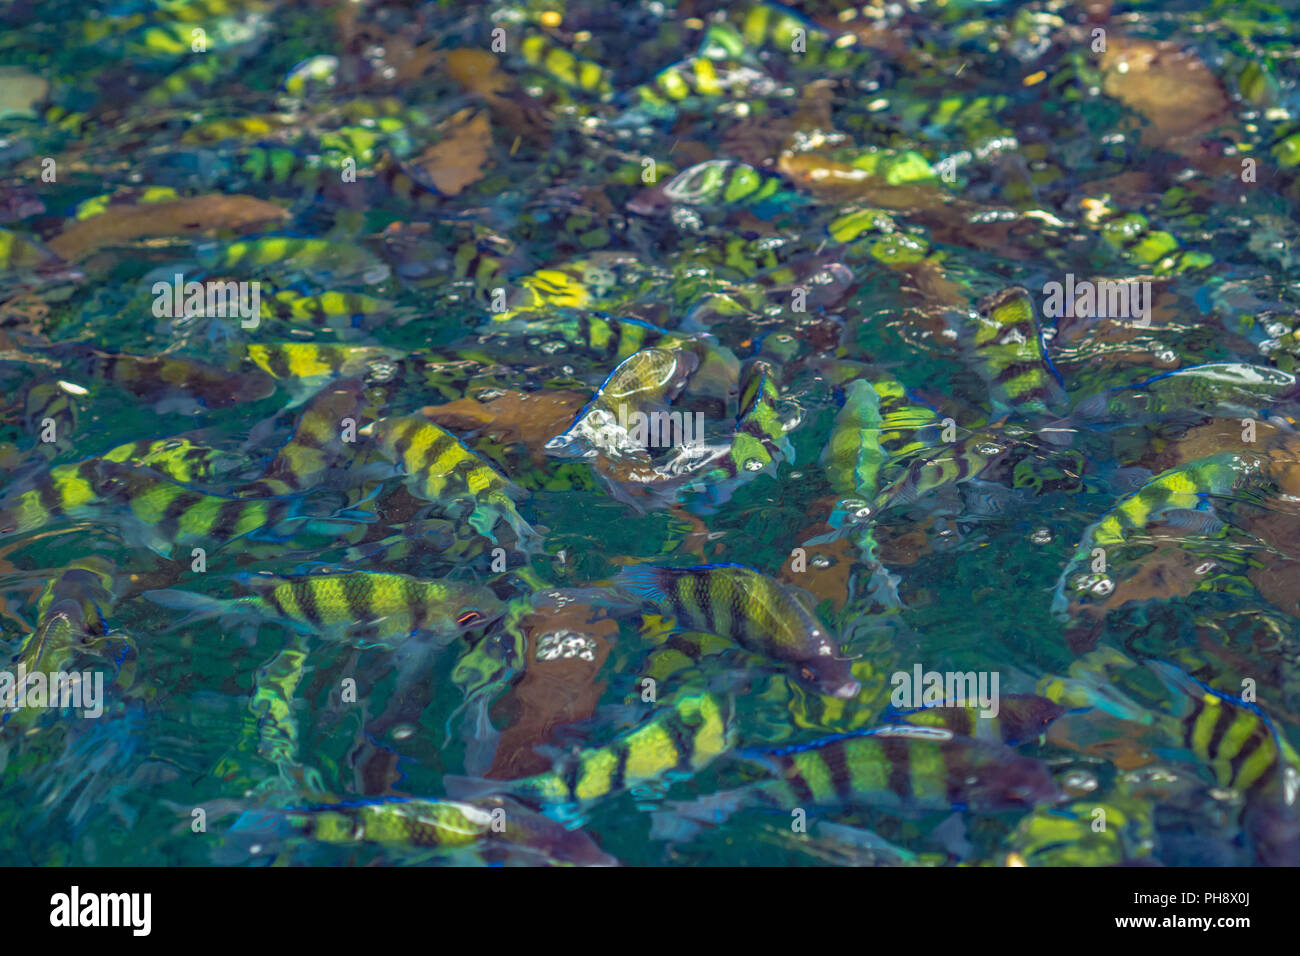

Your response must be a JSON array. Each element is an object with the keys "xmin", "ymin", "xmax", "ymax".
[{"xmin": 610, "ymin": 563, "xmax": 860, "ymax": 699}]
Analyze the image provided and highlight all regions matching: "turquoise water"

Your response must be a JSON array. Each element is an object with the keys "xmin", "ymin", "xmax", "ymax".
[{"xmin": 2, "ymin": 0, "xmax": 1300, "ymax": 866}]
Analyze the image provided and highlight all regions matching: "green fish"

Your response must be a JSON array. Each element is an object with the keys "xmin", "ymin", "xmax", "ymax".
[
  {"xmin": 231, "ymin": 795, "xmax": 616, "ymax": 865},
  {"xmin": 369, "ymin": 415, "xmax": 538, "ymax": 548},
  {"xmin": 545, "ymin": 347, "xmax": 699, "ymax": 459},
  {"xmin": 448, "ymin": 692, "xmax": 734, "ymax": 812},
  {"xmin": 612, "ymin": 563, "xmax": 860, "ymax": 699},
  {"xmin": 956, "ymin": 287, "xmax": 1066, "ymax": 418},
  {"xmin": 145, "ymin": 570, "xmax": 504, "ymax": 647},
  {"xmin": 1053, "ymin": 452, "xmax": 1256, "ymax": 620},
  {"xmin": 742, "ymin": 724, "xmax": 1059, "ymax": 811}
]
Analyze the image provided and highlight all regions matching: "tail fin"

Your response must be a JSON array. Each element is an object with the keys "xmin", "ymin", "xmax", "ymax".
[{"xmin": 142, "ymin": 588, "xmax": 243, "ymax": 630}]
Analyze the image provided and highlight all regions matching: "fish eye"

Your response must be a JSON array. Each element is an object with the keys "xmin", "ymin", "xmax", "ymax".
[{"xmin": 456, "ymin": 608, "xmax": 484, "ymax": 627}]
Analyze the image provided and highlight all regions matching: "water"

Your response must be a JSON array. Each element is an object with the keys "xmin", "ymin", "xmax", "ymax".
[{"xmin": 2, "ymin": 0, "xmax": 1300, "ymax": 866}]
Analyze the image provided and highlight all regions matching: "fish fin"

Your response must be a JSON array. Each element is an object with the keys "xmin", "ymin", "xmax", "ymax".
[
  {"xmin": 610, "ymin": 565, "xmax": 669, "ymax": 605},
  {"xmin": 442, "ymin": 773, "xmax": 519, "ymax": 804},
  {"xmin": 142, "ymin": 588, "xmax": 239, "ymax": 630}
]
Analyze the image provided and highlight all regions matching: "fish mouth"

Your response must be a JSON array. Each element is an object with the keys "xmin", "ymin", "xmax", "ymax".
[{"xmin": 830, "ymin": 680, "xmax": 861, "ymax": 700}]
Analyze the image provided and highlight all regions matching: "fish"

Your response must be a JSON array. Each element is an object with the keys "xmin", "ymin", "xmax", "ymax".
[
  {"xmin": 281, "ymin": 54, "xmax": 338, "ymax": 99},
  {"xmin": 665, "ymin": 358, "xmax": 795, "ymax": 511},
  {"xmin": 629, "ymin": 160, "xmax": 792, "ymax": 216},
  {"xmin": 740, "ymin": 724, "xmax": 1059, "ymax": 812},
  {"xmin": 145, "ymin": 570, "xmax": 504, "ymax": 647},
  {"xmin": 231, "ymin": 795, "xmax": 616, "ymax": 865},
  {"xmin": 48, "ymin": 344, "xmax": 274, "ymax": 412},
  {"xmin": 447, "ymin": 692, "xmax": 734, "ymax": 812},
  {"xmin": 471, "ymin": 313, "xmax": 692, "ymax": 366},
  {"xmin": 1052, "ymin": 452, "xmax": 1258, "ymax": 620},
  {"xmin": 1151, "ymin": 662, "xmax": 1300, "ymax": 801},
  {"xmin": 545, "ymin": 347, "xmax": 700, "ymax": 460},
  {"xmin": 612, "ymin": 563, "xmax": 860, "ymax": 699},
  {"xmin": 0, "ymin": 455, "xmax": 332, "ymax": 557},
  {"xmin": 12, "ymin": 559, "xmax": 118, "ymax": 676},
  {"xmin": 1043, "ymin": 654, "xmax": 1300, "ymax": 805},
  {"xmin": 626, "ymin": 56, "xmax": 774, "ymax": 115},
  {"xmin": 260, "ymin": 289, "xmax": 398, "ymax": 331},
  {"xmin": 100, "ymin": 437, "xmax": 242, "ymax": 485},
  {"xmin": 727, "ymin": 0, "xmax": 866, "ymax": 70},
  {"xmin": 195, "ymin": 237, "xmax": 390, "ymax": 285},
  {"xmin": 885, "ymin": 694, "xmax": 1066, "ymax": 746},
  {"xmin": 368, "ymin": 415, "xmax": 539, "ymax": 548},
  {"xmin": 1074, "ymin": 363, "xmax": 1298, "ymax": 424},
  {"xmin": 518, "ymin": 32, "xmax": 613, "ymax": 100},
  {"xmin": 244, "ymin": 342, "xmax": 406, "ymax": 403},
  {"xmin": 957, "ymin": 287, "xmax": 1066, "ymax": 418},
  {"xmin": 873, "ymin": 433, "xmax": 1011, "ymax": 512},
  {"xmin": 0, "ymin": 228, "xmax": 65, "ymax": 273},
  {"xmin": 236, "ymin": 380, "xmax": 375, "ymax": 498}
]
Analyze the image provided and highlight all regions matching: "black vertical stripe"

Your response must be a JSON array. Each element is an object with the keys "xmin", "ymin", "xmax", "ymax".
[
  {"xmin": 611, "ymin": 745, "xmax": 629, "ymax": 793},
  {"xmin": 1230, "ymin": 732, "xmax": 1272, "ymax": 793},
  {"xmin": 214, "ymin": 499, "xmax": 248, "ymax": 541},
  {"xmin": 36, "ymin": 474, "xmax": 63, "ymax": 518},
  {"xmin": 562, "ymin": 756, "xmax": 582, "ymax": 804},
  {"xmin": 827, "ymin": 743, "xmax": 853, "ymax": 802},
  {"xmin": 881, "ymin": 737, "xmax": 911, "ymax": 799},
  {"xmin": 161, "ymin": 490, "xmax": 202, "ymax": 542},
  {"xmin": 293, "ymin": 580, "xmax": 324, "ymax": 628},
  {"xmin": 1206, "ymin": 704, "xmax": 1235, "ymax": 760},
  {"xmin": 264, "ymin": 586, "xmax": 287, "ymax": 620}
]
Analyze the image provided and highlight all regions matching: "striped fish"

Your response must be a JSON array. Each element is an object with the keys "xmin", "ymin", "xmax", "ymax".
[
  {"xmin": 744, "ymin": 724, "xmax": 1059, "ymax": 811},
  {"xmin": 627, "ymin": 56, "xmax": 772, "ymax": 113},
  {"xmin": 237, "ymin": 380, "xmax": 373, "ymax": 498},
  {"xmin": 1052, "ymin": 452, "xmax": 1255, "ymax": 620},
  {"xmin": 100, "ymin": 437, "xmax": 241, "ymax": 485},
  {"xmin": 874, "ymin": 432, "xmax": 1010, "ymax": 512},
  {"xmin": 474, "ymin": 314, "xmax": 690, "ymax": 366},
  {"xmin": 13, "ymin": 559, "xmax": 116, "ymax": 675},
  {"xmin": 196, "ymin": 237, "xmax": 390, "ymax": 285},
  {"xmin": 518, "ymin": 32, "xmax": 613, "ymax": 99},
  {"xmin": 1074, "ymin": 363, "xmax": 1297, "ymax": 425},
  {"xmin": 1153, "ymin": 663, "xmax": 1300, "ymax": 800},
  {"xmin": 613, "ymin": 563, "xmax": 859, "ymax": 699},
  {"xmin": 0, "ymin": 456, "xmax": 320, "ymax": 556},
  {"xmin": 668, "ymin": 359, "xmax": 794, "ymax": 511},
  {"xmin": 145, "ymin": 570, "xmax": 504, "ymax": 647},
  {"xmin": 887, "ymin": 694, "xmax": 1066, "ymax": 746},
  {"xmin": 896, "ymin": 93, "xmax": 1012, "ymax": 143},
  {"xmin": 629, "ymin": 160, "xmax": 789, "ymax": 216},
  {"xmin": 260, "ymin": 289, "xmax": 398, "ymax": 332},
  {"xmin": 142, "ymin": 50, "xmax": 249, "ymax": 105},
  {"xmin": 233, "ymin": 795, "xmax": 615, "ymax": 865},
  {"xmin": 244, "ymin": 342, "xmax": 406, "ymax": 402},
  {"xmin": 727, "ymin": 0, "xmax": 866, "ymax": 69},
  {"xmin": 545, "ymin": 347, "xmax": 699, "ymax": 459},
  {"xmin": 449, "ymin": 692, "xmax": 734, "ymax": 811},
  {"xmin": 957, "ymin": 287, "xmax": 1066, "ymax": 418},
  {"xmin": 50, "ymin": 345, "xmax": 274, "ymax": 411},
  {"xmin": 1045, "ymin": 654, "xmax": 1300, "ymax": 805},
  {"xmin": 0, "ymin": 228, "xmax": 64, "ymax": 272},
  {"xmin": 369, "ymin": 415, "xmax": 538, "ymax": 548}
]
